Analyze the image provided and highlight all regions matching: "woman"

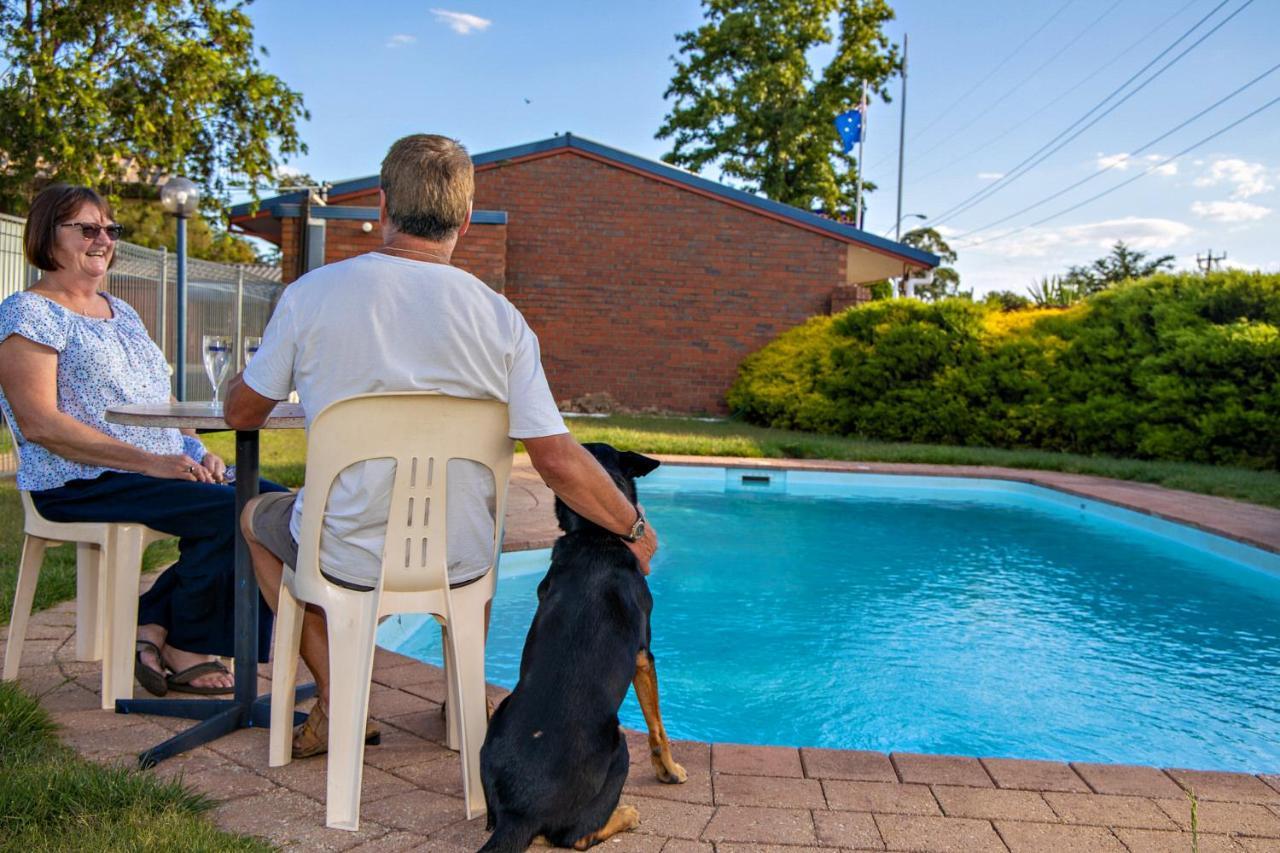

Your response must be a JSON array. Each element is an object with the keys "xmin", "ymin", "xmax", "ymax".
[{"xmin": 0, "ymin": 183, "xmax": 287, "ymax": 695}]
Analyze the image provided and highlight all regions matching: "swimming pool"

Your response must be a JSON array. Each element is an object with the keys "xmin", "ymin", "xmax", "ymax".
[{"xmin": 379, "ymin": 466, "xmax": 1280, "ymax": 772}]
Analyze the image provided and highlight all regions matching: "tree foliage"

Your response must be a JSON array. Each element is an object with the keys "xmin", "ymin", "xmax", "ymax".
[
  {"xmin": 112, "ymin": 198, "xmax": 259, "ymax": 263},
  {"xmin": 1064, "ymin": 240, "xmax": 1175, "ymax": 294},
  {"xmin": 658, "ymin": 0, "xmax": 899, "ymax": 217},
  {"xmin": 0, "ymin": 0, "xmax": 308, "ymax": 215},
  {"xmin": 899, "ymin": 227, "xmax": 965, "ymax": 300}
]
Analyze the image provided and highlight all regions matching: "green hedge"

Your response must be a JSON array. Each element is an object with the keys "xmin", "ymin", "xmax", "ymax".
[{"xmin": 726, "ymin": 272, "xmax": 1280, "ymax": 469}]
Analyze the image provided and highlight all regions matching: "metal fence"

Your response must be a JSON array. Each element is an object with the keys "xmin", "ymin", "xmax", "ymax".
[{"xmin": 0, "ymin": 212, "xmax": 285, "ymax": 476}]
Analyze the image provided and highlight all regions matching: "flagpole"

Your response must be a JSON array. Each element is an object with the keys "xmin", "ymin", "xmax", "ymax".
[
  {"xmin": 895, "ymin": 33, "xmax": 908, "ymax": 244},
  {"xmin": 855, "ymin": 81, "xmax": 867, "ymax": 229}
]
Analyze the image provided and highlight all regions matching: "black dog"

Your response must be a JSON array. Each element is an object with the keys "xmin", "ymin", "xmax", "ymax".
[{"xmin": 479, "ymin": 443, "xmax": 686, "ymax": 852}]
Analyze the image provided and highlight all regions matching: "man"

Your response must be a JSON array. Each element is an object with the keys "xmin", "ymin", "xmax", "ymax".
[{"xmin": 225, "ymin": 133, "xmax": 657, "ymax": 758}]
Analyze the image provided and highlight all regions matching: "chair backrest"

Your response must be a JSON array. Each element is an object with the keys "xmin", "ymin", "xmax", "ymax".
[{"xmin": 293, "ymin": 392, "xmax": 514, "ymax": 599}]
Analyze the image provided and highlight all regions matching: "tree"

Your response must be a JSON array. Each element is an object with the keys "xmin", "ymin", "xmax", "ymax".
[
  {"xmin": 658, "ymin": 0, "xmax": 899, "ymax": 218},
  {"xmin": 982, "ymin": 290, "xmax": 1032, "ymax": 311},
  {"xmin": 1063, "ymin": 241, "xmax": 1176, "ymax": 295},
  {"xmin": 112, "ymin": 197, "xmax": 260, "ymax": 263},
  {"xmin": 900, "ymin": 227, "xmax": 965, "ymax": 301},
  {"xmin": 0, "ymin": 0, "xmax": 308, "ymax": 215}
]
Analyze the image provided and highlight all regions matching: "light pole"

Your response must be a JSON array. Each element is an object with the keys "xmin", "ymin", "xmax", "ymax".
[{"xmin": 160, "ymin": 177, "xmax": 201, "ymax": 400}]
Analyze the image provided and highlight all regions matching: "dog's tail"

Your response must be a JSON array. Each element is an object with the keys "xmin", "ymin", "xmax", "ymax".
[{"xmin": 478, "ymin": 817, "xmax": 539, "ymax": 853}]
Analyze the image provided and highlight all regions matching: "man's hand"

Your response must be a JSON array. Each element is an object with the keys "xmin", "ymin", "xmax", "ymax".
[
  {"xmin": 200, "ymin": 451, "xmax": 228, "ymax": 483},
  {"xmin": 624, "ymin": 522, "xmax": 658, "ymax": 576}
]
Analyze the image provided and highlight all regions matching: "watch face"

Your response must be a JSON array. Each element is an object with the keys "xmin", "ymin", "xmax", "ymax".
[{"xmin": 631, "ymin": 516, "xmax": 646, "ymax": 541}]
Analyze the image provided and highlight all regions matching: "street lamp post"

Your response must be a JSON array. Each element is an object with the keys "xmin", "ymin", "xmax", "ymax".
[{"xmin": 159, "ymin": 177, "xmax": 201, "ymax": 400}]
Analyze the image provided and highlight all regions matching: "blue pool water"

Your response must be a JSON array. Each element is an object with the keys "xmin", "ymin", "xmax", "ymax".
[{"xmin": 380, "ymin": 468, "xmax": 1280, "ymax": 772}]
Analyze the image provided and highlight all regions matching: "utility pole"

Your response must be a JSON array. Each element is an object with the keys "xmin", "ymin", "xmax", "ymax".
[
  {"xmin": 1196, "ymin": 249, "xmax": 1226, "ymax": 274},
  {"xmin": 895, "ymin": 33, "xmax": 908, "ymax": 244}
]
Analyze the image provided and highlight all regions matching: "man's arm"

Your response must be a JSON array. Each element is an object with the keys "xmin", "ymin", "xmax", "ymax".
[
  {"xmin": 224, "ymin": 373, "xmax": 279, "ymax": 430},
  {"xmin": 522, "ymin": 433, "xmax": 659, "ymax": 573}
]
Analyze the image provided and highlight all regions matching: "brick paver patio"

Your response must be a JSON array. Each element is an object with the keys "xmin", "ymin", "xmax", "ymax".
[{"xmin": 6, "ymin": 456, "xmax": 1279, "ymax": 851}]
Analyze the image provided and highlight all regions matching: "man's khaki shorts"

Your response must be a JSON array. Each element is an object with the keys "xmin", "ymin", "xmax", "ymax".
[{"xmin": 247, "ymin": 491, "xmax": 376, "ymax": 591}]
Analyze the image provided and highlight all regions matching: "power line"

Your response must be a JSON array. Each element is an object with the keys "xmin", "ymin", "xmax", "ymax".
[
  {"xmin": 954, "ymin": 93, "xmax": 1280, "ymax": 251},
  {"xmin": 925, "ymin": 0, "xmax": 1247, "ymax": 229},
  {"xmin": 909, "ymin": 0, "xmax": 1200, "ymax": 185},
  {"xmin": 907, "ymin": 0, "xmax": 1128, "ymax": 171},
  {"xmin": 949, "ymin": 59, "xmax": 1280, "ymax": 240},
  {"xmin": 868, "ymin": 0, "xmax": 1077, "ymax": 171}
]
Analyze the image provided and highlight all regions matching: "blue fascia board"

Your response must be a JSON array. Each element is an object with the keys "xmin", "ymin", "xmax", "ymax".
[
  {"xmin": 236, "ymin": 134, "xmax": 938, "ymax": 267},
  {"xmin": 229, "ymin": 189, "xmax": 308, "ymax": 218},
  {"xmin": 263, "ymin": 204, "xmax": 506, "ymax": 225}
]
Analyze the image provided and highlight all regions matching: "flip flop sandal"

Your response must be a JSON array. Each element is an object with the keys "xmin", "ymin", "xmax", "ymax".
[
  {"xmin": 292, "ymin": 700, "xmax": 382, "ymax": 759},
  {"xmin": 134, "ymin": 640, "xmax": 169, "ymax": 697},
  {"xmin": 165, "ymin": 660, "xmax": 235, "ymax": 695}
]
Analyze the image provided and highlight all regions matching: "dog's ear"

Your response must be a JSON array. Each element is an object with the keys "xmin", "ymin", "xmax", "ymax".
[{"xmin": 620, "ymin": 451, "xmax": 661, "ymax": 479}]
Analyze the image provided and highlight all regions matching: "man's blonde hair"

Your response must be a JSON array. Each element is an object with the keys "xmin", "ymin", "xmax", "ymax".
[{"xmin": 380, "ymin": 134, "xmax": 474, "ymax": 240}]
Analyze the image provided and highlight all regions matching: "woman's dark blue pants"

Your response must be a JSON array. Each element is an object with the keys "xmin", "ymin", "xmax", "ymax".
[{"xmin": 31, "ymin": 472, "xmax": 289, "ymax": 662}]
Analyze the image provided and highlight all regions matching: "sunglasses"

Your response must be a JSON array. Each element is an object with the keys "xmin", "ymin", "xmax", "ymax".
[{"xmin": 60, "ymin": 222, "xmax": 124, "ymax": 241}]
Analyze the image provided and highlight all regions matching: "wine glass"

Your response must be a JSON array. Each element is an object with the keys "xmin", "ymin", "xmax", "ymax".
[
  {"xmin": 202, "ymin": 335, "xmax": 232, "ymax": 405},
  {"xmin": 243, "ymin": 336, "xmax": 262, "ymax": 368}
]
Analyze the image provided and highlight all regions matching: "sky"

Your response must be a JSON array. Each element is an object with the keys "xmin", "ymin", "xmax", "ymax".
[{"xmin": 241, "ymin": 0, "xmax": 1280, "ymax": 296}]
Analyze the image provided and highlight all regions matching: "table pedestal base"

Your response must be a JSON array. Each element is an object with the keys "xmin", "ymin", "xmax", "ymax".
[{"xmin": 118, "ymin": 682, "xmax": 316, "ymax": 768}]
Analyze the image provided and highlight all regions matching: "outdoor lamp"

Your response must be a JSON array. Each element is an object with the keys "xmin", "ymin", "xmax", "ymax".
[{"xmin": 160, "ymin": 177, "xmax": 200, "ymax": 400}]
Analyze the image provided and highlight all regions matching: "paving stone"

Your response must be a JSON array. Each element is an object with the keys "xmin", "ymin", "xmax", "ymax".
[
  {"xmin": 1070, "ymin": 763, "xmax": 1183, "ymax": 798},
  {"xmin": 358, "ymin": 788, "xmax": 469, "ymax": 835},
  {"xmin": 373, "ymin": 661, "xmax": 441, "ymax": 689},
  {"xmin": 932, "ymin": 785, "xmax": 1057, "ymax": 822},
  {"xmin": 416, "ymin": 816, "xmax": 491, "ymax": 851},
  {"xmin": 981, "ymin": 758, "xmax": 1090, "ymax": 793},
  {"xmin": 397, "ymin": 668, "xmax": 451, "ymax": 704},
  {"xmin": 873, "ymin": 813, "xmax": 1006, "ymax": 852},
  {"xmin": 1155, "ymin": 798, "xmax": 1280, "ymax": 837},
  {"xmin": 822, "ymin": 780, "xmax": 940, "ymax": 815},
  {"xmin": 583, "ymin": 832, "xmax": 665, "ymax": 852},
  {"xmin": 61, "ymin": 718, "xmax": 176, "ymax": 761},
  {"xmin": 382, "ymin": 705, "xmax": 449, "ymax": 744},
  {"xmin": 712, "ymin": 743, "xmax": 804, "ymax": 778},
  {"xmin": 385, "ymin": 751, "xmax": 467, "ymax": 798},
  {"xmin": 1261, "ymin": 776, "xmax": 1280, "ymax": 797},
  {"xmin": 206, "ymin": 725, "xmax": 273, "ymax": 764},
  {"xmin": 701, "ymin": 806, "xmax": 817, "ymax": 845},
  {"xmin": 892, "ymin": 753, "xmax": 993, "ymax": 788},
  {"xmin": 625, "ymin": 736, "xmax": 713, "ymax": 805},
  {"xmin": 712, "ymin": 773, "xmax": 825, "ymax": 809},
  {"xmin": 811, "ymin": 809, "xmax": 884, "ymax": 849},
  {"xmin": 1043, "ymin": 792, "xmax": 1177, "ymax": 829},
  {"xmin": 801, "ymin": 748, "xmax": 897, "ymax": 782},
  {"xmin": 1237, "ymin": 838, "xmax": 1280, "ymax": 852},
  {"xmin": 993, "ymin": 820, "xmax": 1125, "ymax": 852},
  {"xmin": 264, "ymin": 759, "xmax": 417, "ymax": 805},
  {"xmin": 1112, "ymin": 827, "xmax": 1244, "ymax": 852},
  {"xmin": 159, "ymin": 755, "xmax": 279, "ymax": 802},
  {"xmin": 51, "ymin": 706, "xmax": 134, "ymax": 734},
  {"xmin": 210, "ymin": 787, "xmax": 324, "ymax": 841},
  {"xmin": 626, "ymin": 793, "xmax": 716, "ymax": 840},
  {"xmin": 1166, "ymin": 770, "xmax": 1280, "ymax": 803},
  {"xmin": 660, "ymin": 840, "xmax": 713, "ymax": 853},
  {"xmin": 360, "ymin": 722, "xmax": 453, "ymax": 771},
  {"xmin": 368, "ymin": 684, "xmax": 432, "ymax": 719},
  {"xmin": 716, "ymin": 840, "xmax": 844, "ymax": 845}
]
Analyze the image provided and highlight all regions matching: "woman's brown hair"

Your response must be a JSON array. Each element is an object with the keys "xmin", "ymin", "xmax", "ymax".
[{"xmin": 23, "ymin": 184, "xmax": 116, "ymax": 272}]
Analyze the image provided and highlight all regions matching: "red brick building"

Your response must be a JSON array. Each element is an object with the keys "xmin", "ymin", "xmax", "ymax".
[{"xmin": 230, "ymin": 135, "xmax": 937, "ymax": 414}]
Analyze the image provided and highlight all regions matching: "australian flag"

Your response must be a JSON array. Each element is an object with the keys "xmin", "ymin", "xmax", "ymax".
[{"xmin": 834, "ymin": 108, "xmax": 863, "ymax": 152}]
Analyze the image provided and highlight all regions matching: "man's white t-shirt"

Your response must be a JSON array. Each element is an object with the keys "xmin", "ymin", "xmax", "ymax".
[{"xmin": 243, "ymin": 252, "xmax": 567, "ymax": 588}]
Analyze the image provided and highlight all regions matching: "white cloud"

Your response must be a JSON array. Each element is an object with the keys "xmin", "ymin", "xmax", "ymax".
[
  {"xmin": 1095, "ymin": 152, "xmax": 1176, "ymax": 176},
  {"xmin": 431, "ymin": 9, "xmax": 492, "ymax": 34},
  {"xmin": 1190, "ymin": 200, "xmax": 1271, "ymax": 223},
  {"xmin": 1193, "ymin": 158, "xmax": 1273, "ymax": 199},
  {"xmin": 386, "ymin": 33, "xmax": 416, "ymax": 48},
  {"xmin": 976, "ymin": 171, "xmax": 1004, "ymax": 180},
  {"xmin": 959, "ymin": 216, "xmax": 1192, "ymax": 259}
]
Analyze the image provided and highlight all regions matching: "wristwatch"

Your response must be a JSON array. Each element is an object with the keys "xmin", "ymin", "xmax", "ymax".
[{"xmin": 621, "ymin": 508, "xmax": 647, "ymax": 542}]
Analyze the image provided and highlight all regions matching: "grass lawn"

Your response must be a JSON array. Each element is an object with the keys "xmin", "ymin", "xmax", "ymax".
[
  {"xmin": 0, "ymin": 681, "xmax": 269, "ymax": 851},
  {"xmin": 3, "ymin": 414, "xmax": 1276, "ymax": 629}
]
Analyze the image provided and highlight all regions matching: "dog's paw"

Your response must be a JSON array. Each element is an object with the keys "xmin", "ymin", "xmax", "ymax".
[
  {"xmin": 653, "ymin": 758, "xmax": 688, "ymax": 784},
  {"xmin": 617, "ymin": 804, "xmax": 640, "ymax": 829}
]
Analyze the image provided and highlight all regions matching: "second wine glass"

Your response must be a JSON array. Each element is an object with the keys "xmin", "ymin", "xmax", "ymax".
[{"xmin": 202, "ymin": 334, "xmax": 233, "ymax": 405}]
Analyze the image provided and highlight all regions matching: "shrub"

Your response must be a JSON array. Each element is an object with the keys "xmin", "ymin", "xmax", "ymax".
[{"xmin": 727, "ymin": 272, "xmax": 1280, "ymax": 468}]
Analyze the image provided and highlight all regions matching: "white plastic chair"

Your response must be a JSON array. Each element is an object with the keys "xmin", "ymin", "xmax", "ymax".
[
  {"xmin": 268, "ymin": 392, "xmax": 513, "ymax": 831},
  {"xmin": 4, "ymin": 490, "xmax": 170, "ymax": 709}
]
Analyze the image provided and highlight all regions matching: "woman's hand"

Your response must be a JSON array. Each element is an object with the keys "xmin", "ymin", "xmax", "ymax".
[
  {"xmin": 144, "ymin": 453, "xmax": 217, "ymax": 483},
  {"xmin": 199, "ymin": 451, "xmax": 228, "ymax": 483}
]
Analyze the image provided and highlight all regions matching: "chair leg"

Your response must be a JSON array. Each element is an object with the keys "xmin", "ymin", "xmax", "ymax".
[
  {"xmin": 4, "ymin": 535, "xmax": 49, "ymax": 681},
  {"xmin": 101, "ymin": 527, "xmax": 145, "ymax": 711},
  {"xmin": 324, "ymin": 591, "xmax": 380, "ymax": 831},
  {"xmin": 441, "ymin": 623, "xmax": 462, "ymax": 751},
  {"xmin": 445, "ymin": 594, "xmax": 490, "ymax": 820},
  {"xmin": 75, "ymin": 542, "xmax": 104, "ymax": 662},
  {"xmin": 269, "ymin": 582, "xmax": 306, "ymax": 767}
]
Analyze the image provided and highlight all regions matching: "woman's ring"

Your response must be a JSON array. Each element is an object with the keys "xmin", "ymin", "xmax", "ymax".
[{"xmin": 185, "ymin": 465, "xmax": 195, "ymax": 473}]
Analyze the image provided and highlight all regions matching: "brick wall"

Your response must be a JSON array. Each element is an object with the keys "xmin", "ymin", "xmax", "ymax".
[
  {"xmin": 277, "ymin": 151, "xmax": 849, "ymax": 413},
  {"xmin": 472, "ymin": 150, "xmax": 846, "ymax": 414}
]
